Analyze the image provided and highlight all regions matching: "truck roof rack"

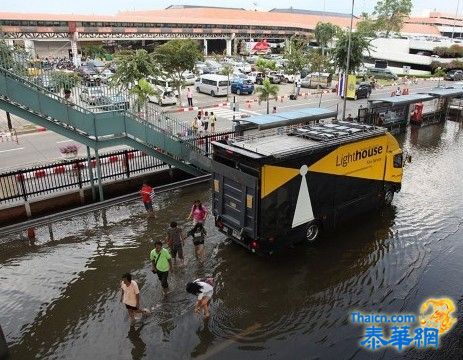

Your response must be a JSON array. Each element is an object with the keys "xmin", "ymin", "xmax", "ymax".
[{"xmin": 226, "ymin": 121, "xmax": 386, "ymax": 158}]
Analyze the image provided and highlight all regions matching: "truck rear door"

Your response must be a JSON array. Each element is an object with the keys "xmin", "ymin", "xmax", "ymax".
[{"xmin": 212, "ymin": 161, "xmax": 258, "ymax": 241}]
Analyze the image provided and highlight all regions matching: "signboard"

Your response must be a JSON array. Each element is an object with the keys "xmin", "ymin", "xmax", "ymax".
[{"xmin": 346, "ymin": 75, "xmax": 357, "ymax": 99}]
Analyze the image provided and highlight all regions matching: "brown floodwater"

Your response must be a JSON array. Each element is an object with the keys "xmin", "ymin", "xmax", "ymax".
[{"xmin": 1, "ymin": 121, "xmax": 463, "ymax": 360}]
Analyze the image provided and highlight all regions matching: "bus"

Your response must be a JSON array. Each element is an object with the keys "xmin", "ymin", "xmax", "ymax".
[
  {"xmin": 211, "ymin": 115, "xmax": 404, "ymax": 254},
  {"xmin": 195, "ymin": 74, "xmax": 229, "ymax": 97}
]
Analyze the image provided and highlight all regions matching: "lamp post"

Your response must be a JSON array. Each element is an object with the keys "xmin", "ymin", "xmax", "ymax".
[
  {"xmin": 342, "ymin": 0, "xmax": 355, "ymax": 120},
  {"xmin": 452, "ymin": 0, "xmax": 461, "ymax": 40}
]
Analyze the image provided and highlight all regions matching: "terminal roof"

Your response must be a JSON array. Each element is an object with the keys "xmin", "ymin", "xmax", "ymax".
[
  {"xmin": 369, "ymin": 94, "xmax": 434, "ymax": 106},
  {"xmin": 243, "ymin": 107, "xmax": 338, "ymax": 130},
  {"xmin": 420, "ymin": 87, "xmax": 463, "ymax": 98}
]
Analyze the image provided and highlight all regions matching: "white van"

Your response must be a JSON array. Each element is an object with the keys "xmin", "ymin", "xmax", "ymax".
[
  {"xmin": 195, "ymin": 74, "xmax": 230, "ymax": 97},
  {"xmin": 147, "ymin": 76, "xmax": 179, "ymax": 96}
]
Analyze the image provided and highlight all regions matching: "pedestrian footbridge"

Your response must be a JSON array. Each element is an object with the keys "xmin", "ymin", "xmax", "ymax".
[{"xmin": 0, "ymin": 66, "xmax": 211, "ymax": 177}]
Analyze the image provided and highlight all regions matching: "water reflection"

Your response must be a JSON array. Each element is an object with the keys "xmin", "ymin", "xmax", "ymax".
[{"xmin": 1, "ymin": 122, "xmax": 463, "ymax": 359}]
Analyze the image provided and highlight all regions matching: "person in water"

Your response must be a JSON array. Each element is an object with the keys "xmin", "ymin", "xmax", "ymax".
[
  {"xmin": 187, "ymin": 200, "xmax": 207, "ymax": 225},
  {"xmin": 186, "ymin": 278, "xmax": 214, "ymax": 318}
]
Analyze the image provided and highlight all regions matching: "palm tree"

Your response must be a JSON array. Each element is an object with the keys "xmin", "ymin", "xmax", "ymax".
[
  {"xmin": 130, "ymin": 78, "xmax": 158, "ymax": 118},
  {"xmin": 256, "ymin": 78, "xmax": 279, "ymax": 114}
]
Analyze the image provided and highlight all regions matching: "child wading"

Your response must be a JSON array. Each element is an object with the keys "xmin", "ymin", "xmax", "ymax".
[
  {"xmin": 120, "ymin": 273, "xmax": 149, "ymax": 322},
  {"xmin": 166, "ymin": 221, "xmax": 185, "ymax": 266},
  {"xmin": 187, "ymin": 223, "xmax": 206, "ymax": 261},
  {"xmin": 150, "ymin": 241, "xmax": 172, "ymax": 295},
  {"xmin": 186, "ymin": 278, "xmax": 214, "ymax": 318}
]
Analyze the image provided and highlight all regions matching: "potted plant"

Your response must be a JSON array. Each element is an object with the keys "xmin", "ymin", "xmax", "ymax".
[{"xmin": 59, "ymin": 144, "xmax": 79, "ymax": 159}]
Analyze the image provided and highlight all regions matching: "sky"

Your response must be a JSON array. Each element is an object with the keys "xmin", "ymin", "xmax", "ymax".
[{"xmin": 0, "ymin": 0, "xmax": 459, "ymax": 16}]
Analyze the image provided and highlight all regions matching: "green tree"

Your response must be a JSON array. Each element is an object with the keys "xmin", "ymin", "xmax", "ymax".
[
  {"xmin": 155, "ymin": 39, "xmax": 203, "ymax": 105},
  {"xmin": 333, "ymin": 31, "xmax": 372, "ymax": 73},
  {"xmin": 49, "ymin": 71, "xmax": 81, "ymax": 93},
  {"xmin": 256, "ymin": 78, "xmax": 279, "ymax": 114},
  {"xmin": 220, "ymin": 63, "xmax": 234, "ymax": 100},
  {"xmin": 110, "ymin": 49, "xmax": 158, "ymax": 90},
  {"xmin": 255, "ymin": 58, "xmax": 276, "ymax": 78},
  {"xmin": 356, "ymin": 12, "xmax": 380, "ymax": 38},
  {"xmin": 285, "ymin": 37, "xmax": 310, "ymax": 75},
  {"xmin": 81, "ymin": 44, "xmax": 107, "ymax": 59},
  {"xmin": 314, "ymin": 22, "xmax": 340, "ymax": 56},
  {"xmin": 374, "ymin": 0, "xmax": 413, "ymax": 38},
  {"xmin": 130, "ymin": 78, "xmax": 157, "ymax": 116}
]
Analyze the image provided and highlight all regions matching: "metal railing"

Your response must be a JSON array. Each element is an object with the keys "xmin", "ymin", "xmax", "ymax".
[
  {"xmin": 0, "ymin": 131, "xmax": 235, "ymax": 204},
  {"xmin": 0, "ymin": 148, "xmax": 164, "ymax": 203}
]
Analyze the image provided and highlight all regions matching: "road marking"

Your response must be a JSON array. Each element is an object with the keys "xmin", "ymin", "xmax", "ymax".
[
  {"xmin": 56, "ymin": 139, "xmax": 73, "ymax": 144},
  {"xmin": 0, "ymin": 147, "xmax": 25, "ymax": 154}
]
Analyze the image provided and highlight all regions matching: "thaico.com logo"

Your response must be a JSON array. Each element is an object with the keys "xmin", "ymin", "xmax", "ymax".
[{"xmin": 350, "ymin": 298, "xmax": 457, "ymax": 351}]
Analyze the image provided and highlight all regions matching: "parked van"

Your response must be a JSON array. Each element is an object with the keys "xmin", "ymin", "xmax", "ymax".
[
  {"xmin": 148, "ymin": 87, "xmax": 177, "ymax": 106},
  {"xmin": 195, "ymin": 74, "xmax": 230, "ymax": 97},
  {"xmin": 212, "ymin": 120, "xmax": 403, "ymax": 254},
  {"xmin": 366, "ymin": 67, "xmax": 398, "ymax": 80},
  {"xmin": 147, "ymin": 76, "xmax": 179, "ymax": 96}
]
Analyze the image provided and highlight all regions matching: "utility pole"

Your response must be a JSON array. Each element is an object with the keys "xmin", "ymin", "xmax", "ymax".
[
  {"xmin": 452, "ymin": 0, "xmax": 461, "ymax": 40},
  {"xmin": 342, "ymin": 0, "xmax": 355, "ymax": 121}
]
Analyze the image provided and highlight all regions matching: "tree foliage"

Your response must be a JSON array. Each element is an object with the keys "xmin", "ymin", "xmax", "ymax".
[
  {"xmin": 130, "ymin": 78, "xmax": 157, "ymax": 114},
  {"xmin": 255, "ymin": 58, "xmax": 276, "ymax": 76},
  {"xmin": 284, "ymin": 37, "xmax": 310, "ymax": 76},
  {"xmin": 81, "ymin": 44, "xmax": 107, "ymax": 59},
  {"xmin": 155, "ymin": 39, "xmax": 203, "ymax": 104},
  {"xmin": 314, "ymin": 22, "xmax": 341, "ymax": 56},
  {"xmin": 333, "ymin": 31, "xmax": 372, "ymax": 73},
  {"xmin": 256, "ymin": 78, "xmax": 279, "ymax": 114},
  {"xmin": 49, "ymin": 71, "xmax": 81, "ymax": 92},
  {"xmin": 111, "ymin": 49, "xmax": 158, "ymax": 89},
  {"xmin": 356, "ymin": 13, "xmax": 380, "ymax": 38},
  {"xmin": 373, "ymin": 0, "xmax": 413, "ymax": 37}
]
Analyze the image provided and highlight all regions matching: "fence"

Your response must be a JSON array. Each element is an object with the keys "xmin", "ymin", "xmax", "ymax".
[{"xmin": 0, "ymin": 131, "xmax": 235, "ymax": 204}]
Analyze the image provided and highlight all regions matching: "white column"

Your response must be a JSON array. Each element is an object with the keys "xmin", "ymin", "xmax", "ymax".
[
  {"xmin": 24, "ymin": 39, "xmax": 36, "ymax": 58},
  {"xmin": 285, "ymin": 38, "xmax": 291, "ymax": 54},
  {"xmin": 70, "ymin": 32, "xmax": 79, "ymax": 67},
  {"xmin": 6, "ymin": 40, "xmax": 14, "ymax": 47},
  {"xmin": 233, "ymin": 39, "xmax": 238, "ymax": 55},
  {"xmin": 203, "ymin": 38, "xmax": 208, "ymax": 57},
  {"xmin": 226, "ymin": 38, "xmax": 232, "ymax": 56}
]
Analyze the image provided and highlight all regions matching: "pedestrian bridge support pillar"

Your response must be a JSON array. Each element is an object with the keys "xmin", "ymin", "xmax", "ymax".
[
  {"xmin": 226, "ymin": 38, "xmax": 232, "ymax": 56},
  {"xmin": 203, "ymin": 38, "xmax": 208, "ymax": 57}
]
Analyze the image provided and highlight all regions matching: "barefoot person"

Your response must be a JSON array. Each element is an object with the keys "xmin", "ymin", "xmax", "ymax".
[
  {"xmin": 187, "ymin": 223, "xmax": 206, "ymax": 261},
  {"xmin": 120, "ymin": 273, "xmax": 149, "ymax": 322},
  {"xmin": 166, "ymin": 221, "xmax": 185, "ymax": 266},
  {"xmin": 187, "ymin": 200, "xmax": 207, "ymax": 225},
  {"xmin": 150, "ymin": 241, "xmax": 172, "ymax": 295},
  {"xmin": 140, "ymin": 180, "xmax": 155, "ymax": 217},
  {"xmin": 186, "ymin": 278, "xmax": 214, "ymax": 318}
]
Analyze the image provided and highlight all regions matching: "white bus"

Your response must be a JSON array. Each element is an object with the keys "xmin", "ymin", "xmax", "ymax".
[{"xmin": 195, "ymin": 74, "xmax": 229, "ymax": 97}]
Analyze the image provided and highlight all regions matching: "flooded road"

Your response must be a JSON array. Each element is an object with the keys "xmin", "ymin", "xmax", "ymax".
[{"xmin": 1, "ymin": 121, "xmax": 463, "ymax": 359}]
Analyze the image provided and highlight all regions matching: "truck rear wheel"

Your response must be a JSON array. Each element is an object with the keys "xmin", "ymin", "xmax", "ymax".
[
  {"xmin": 384, "ymin": 190, "xmax": 394, "ymax": 205},
  {"xmin": 306, "ymin": 221, "xmax": 320, "ymax": 242}
]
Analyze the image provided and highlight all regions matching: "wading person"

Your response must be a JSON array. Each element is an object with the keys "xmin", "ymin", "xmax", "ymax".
[
  {"xmin": 120, "ymin": 273, "xmax": 149, "ymax": 322},
  {"xmin": 150, "ymin": 241, "xmax": 172, "ymax": 295},
  {"xmin": 140, "ymin": 180, "xmax": 155, "ymax": 217},
  {"xmin": 186, "ymin": 278, "xmax": 214, "ymax": 318},
  {"xmin": 166, "ymin": 221, "xmax": 185, "ymax": 266},
  {"xmin": 187, "ymin": 200, "xmax": 207, "ymax": 225},
  {"xmin": 187, "ymin": 223, "xmax": 207, "ymax": 261}
]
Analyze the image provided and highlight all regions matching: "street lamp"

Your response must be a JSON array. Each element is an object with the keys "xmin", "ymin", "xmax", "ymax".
[
  {"xmin": 342, "ymin": 0, "xmax": 355, "ymax": 120},
  {"xmin": 451, "ymin": 0, "xmax": 460, "ymax": 40}
]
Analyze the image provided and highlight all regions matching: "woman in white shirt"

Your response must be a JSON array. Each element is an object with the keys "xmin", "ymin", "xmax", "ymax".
[{"xmin": 186, "ymin": 278, "xmax": 214, "ymax": 318}]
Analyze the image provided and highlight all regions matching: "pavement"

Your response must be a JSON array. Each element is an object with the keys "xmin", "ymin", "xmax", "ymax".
[{"xmin": 0, "ymin": 79, "xmax": 448, "ymax": 171}]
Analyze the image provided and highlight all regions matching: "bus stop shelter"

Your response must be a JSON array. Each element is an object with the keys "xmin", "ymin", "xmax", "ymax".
[{"xmin": 419, "ymin": 87, "xmax": 463, "ymax": 122}]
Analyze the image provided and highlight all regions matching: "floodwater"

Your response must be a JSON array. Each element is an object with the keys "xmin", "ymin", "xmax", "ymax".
[{"xmin": 1, "ymin": 121, "xmax": 463, "ymax": 360}]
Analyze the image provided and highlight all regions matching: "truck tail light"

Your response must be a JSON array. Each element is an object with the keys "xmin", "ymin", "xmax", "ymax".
[{"xmin": 250, "ymin": 240, "xmax": 259, "ymax": 252}]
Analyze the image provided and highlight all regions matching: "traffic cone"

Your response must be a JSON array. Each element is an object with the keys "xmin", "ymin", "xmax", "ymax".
[
  {"xmin": 280, "ymin": 96, "xmax": 284, "ymax": 103},
  {"xmin": 247, "ymin": 101, "xmax": 251, "ymax": 109}
]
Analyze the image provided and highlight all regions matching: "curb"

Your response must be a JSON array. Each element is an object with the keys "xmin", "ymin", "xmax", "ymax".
[{"xmin": 15, "ymin": 126, "xmax": 47, "ymax": 135}]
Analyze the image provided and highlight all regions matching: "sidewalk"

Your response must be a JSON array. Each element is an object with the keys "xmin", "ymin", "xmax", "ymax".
[{"xmin": 0, "ymin": 111, "xmax": 46, "ymax": 135}]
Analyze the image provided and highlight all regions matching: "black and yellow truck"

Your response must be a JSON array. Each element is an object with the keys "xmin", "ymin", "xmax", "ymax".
[{"xmin": 212, "ymin": 121, "xmax": 404, "ymax": 254}]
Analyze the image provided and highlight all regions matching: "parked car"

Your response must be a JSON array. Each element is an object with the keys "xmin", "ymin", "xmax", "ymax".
[
  {"xmin": 79, "ymin": 87, "xmax": 105, "ymax": 105},
  {"xmin": 231, "ymin": 78, "xmax": 255, "ymax": 95},
  {"xmin": 444, "ymin": 69, "xmax": 463, "ymax": 81},
  {"xmin": 148, "ymin": 88, "xmax": 177, "ymax": 106},
  {"xmin": 355, "ymin": 82, "xmax": 372, "ymax": 99},
  {"xmin": 78, "ymin": 66, "xmax": 97, "ymax": 80},
  {"xmin": 182, "ymin": 72, "xmax": 196, "ymax": 86},
  {"xmin": 195, "ymin": 74, "xmax": 229, "ymax": 97},
  {"xmin": 300, "ymin": 73, "xmax": 332, "ymax": 89},
  {"xmin": 365, "ymin": 67, "xmax": 398, "ymax": 80},
  {"xmin": 97, "ymin": 95, "xmax": 130, "ymax": 111},
  {"xmin": 98, "ymin": 69, "xmax": 113, "ymax": 84},
  {"xmin": 266, "ymin": 71, "xmax": 282, "ymax": 84}
]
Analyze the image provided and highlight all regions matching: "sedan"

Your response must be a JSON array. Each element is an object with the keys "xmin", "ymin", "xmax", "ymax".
[
  {"xmin": 355, "ymin": 83, "xmax": 372, "ymax": 99},
  {"xmin": 80, "ymin": 87, "xmax": 105, "ymax": 106},
  {"xmin": 444, "ymin": 70, "xmax": 463, "ymax": 81},
  {"xmin": 97, "ymin": 95, "xmax": 130, "ymax": 111}
]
